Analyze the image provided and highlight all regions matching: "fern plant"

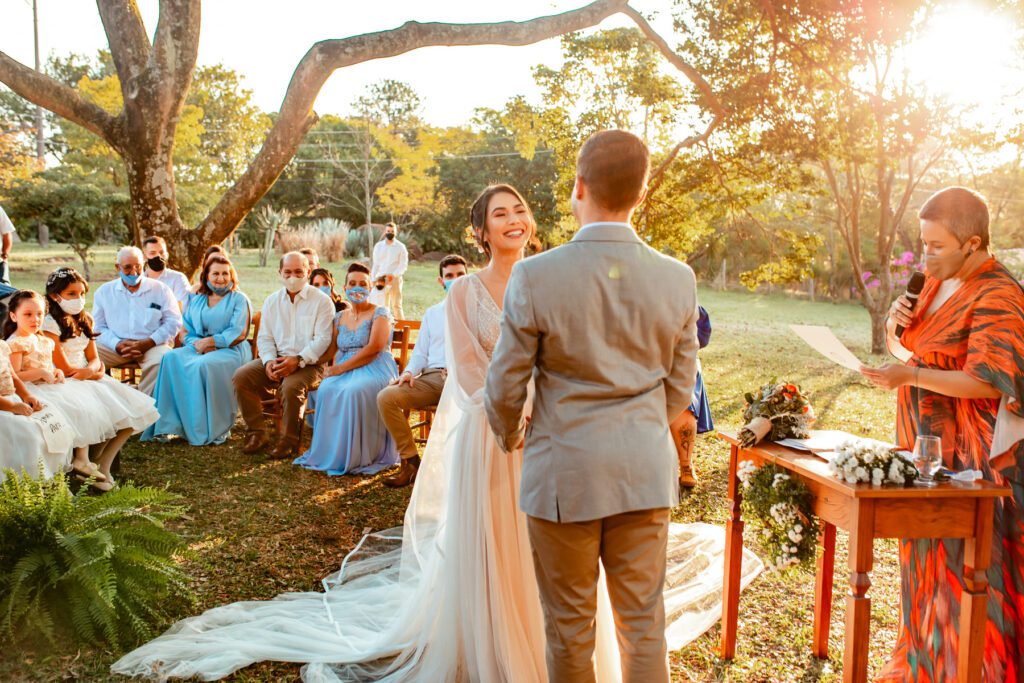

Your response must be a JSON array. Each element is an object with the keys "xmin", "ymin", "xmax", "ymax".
[{"xmin": 0, "ymin": 468, "xmax": 192, "ymax": 649}]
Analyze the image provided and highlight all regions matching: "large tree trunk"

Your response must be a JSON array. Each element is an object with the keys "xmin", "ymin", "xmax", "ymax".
[{"xmin": 868, "ymin": 303, "xmax": 888, "ymax": 355}]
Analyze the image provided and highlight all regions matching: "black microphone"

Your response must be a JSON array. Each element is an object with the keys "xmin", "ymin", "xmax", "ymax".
[{"xmin": 895, "ymin": 271, "xmax": 926, "ymax": 339}]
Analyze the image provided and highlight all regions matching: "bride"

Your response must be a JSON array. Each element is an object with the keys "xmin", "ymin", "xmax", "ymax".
[{"xmin": 112, "ymin": 185, "xmax": 761, "ymax": 682}]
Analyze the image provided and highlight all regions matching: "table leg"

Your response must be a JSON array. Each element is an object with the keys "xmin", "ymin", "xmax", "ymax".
[
  {"xmin": 720, "ymin": 443, "xmax": 744, "ymax": 660},
  {"xmin": 844, "ymin": 500, "xmax": 875, "ymax": 683},
  {"xmin": 813, "ymin": 521, "xmax": 837, "ymax": 659},
  {"xmin": 959, "ymin": 499, "xmax": 994, "ymax": 683}
]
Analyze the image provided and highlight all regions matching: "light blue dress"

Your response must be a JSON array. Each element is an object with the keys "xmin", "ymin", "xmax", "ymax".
[
  {"xmin": 143, "ymin": 290, "xmax": 253, "ymax": 446},
  {"xmin": 294, "ymin": 307, "xmax": 399, "ymax": 475}
]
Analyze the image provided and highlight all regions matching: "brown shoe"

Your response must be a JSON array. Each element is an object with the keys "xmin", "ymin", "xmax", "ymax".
[
  {"xmin": 384, "ymin": 456, "xmax": 420, "ymax": 488},
  {"xmin": 269, "ymin": 438, "xmax": 299, "ymax": 460},
  {"xmin": 679, "ymin": 465, "xmax": 698, "ymax": 490},
  {"xmin": 242, "ymin": 432, "xmax": 271, "ymax": 454}
]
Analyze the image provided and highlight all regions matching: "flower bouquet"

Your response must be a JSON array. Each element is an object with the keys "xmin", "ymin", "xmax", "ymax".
[
  {"xmin": 737, "ymin": 461, "xmax": 818, "ymax": 570},
  {"xmin": 829, "ymin": 439, "xmax": 918, "ymax": 486},
  {"xmin": 738, "ymin": 379, "xmax": 815, "ymax": 448}
]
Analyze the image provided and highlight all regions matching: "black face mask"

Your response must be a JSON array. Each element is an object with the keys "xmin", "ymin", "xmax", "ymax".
[
  {"xmin": 147, "ymin": 256, "xmax": 166, "ymax": 272},
  {"xmin": 375, "ymin": 284, "xmax": 386, "ymax": 291},
  {"xmin": 385, "ymin": 233, "xmax": 395, "ymax": 241}
]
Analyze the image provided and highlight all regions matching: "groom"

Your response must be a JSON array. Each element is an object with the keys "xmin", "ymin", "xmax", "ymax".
[{"xmin": 485, "ymin": 130, "xmax": 700, "ymax": 682}]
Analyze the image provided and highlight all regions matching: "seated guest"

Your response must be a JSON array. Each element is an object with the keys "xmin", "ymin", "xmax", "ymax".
[
  {"xmin": 310, "ymin": 267, "xmax": 348, "ymax": 313},
  {"xmin": 42, "ymin": 267, "xmax": 159, "ymax": 483},
  {"xmin": 672, "ymin": 305, "xmax": 714, "ymax": 490},
  {"xmin": 300, "ymin": 247, "xmax": 321, "ymax": 271},
  {"xmin": 6, "ymin": 290, "xmax": 112, "ymax": 489},
  {"xmin": 294, "ymin": 262, "xmax": 399, "ymax": 475},
  {"xmin": 0, "ymin": 337, "xmax": 73, "ymax": 482},
  {"xmin": 233, "ymin": 252, "xmax": 333, "ymax": 458},
  {"xmin": 380, "ymin": 254, "xmax": 468, "ymax": 487},
  {"xmin": 92, "ymin": 246, "xmax": 182, "ymax": 396},
  {"xmin": 143, "ymin": 235, "xmax": 190, "ymax": 304},
  {"xmin": 145, "ymin": 256, "xmax": 252, "ymax": 446}
]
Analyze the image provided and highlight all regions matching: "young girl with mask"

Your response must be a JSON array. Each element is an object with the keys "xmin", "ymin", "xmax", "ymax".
[
  {"xmin": 5, "ymin": 289, "xmax": 120, "ymax": 489},
  {"xmin": 41, "ymin": 268, "xmax": 159, "ymax": 484},
  {"xmin": 144, "ymin": 256, "xmax": 252, "ymax": 446},
  {"xmin": 293, "ymin": 262, "xmax": 400, "ymax": 475},
  {"xmin": 310, "ymin": 267, "xmax": 348, "ymax": 313}
]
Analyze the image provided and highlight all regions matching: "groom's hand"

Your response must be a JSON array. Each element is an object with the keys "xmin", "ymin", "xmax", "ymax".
[{"xmin": 512, "ymin": 416, "xmax": 532, "ymax": 451}]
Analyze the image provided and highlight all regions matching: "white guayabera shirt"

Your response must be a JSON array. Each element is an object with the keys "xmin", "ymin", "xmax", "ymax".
[{"xmin": 371, "ymin": 239, "xmax": 409, "ymax": 279}]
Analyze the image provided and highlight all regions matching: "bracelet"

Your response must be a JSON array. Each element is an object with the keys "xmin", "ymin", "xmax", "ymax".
[{"xmin": 914, "ymin": 366, "xmax": 921, "ymax": 387}]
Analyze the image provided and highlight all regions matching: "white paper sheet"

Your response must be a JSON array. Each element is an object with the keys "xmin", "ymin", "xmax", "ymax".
[{"xmin": 790, "ymin": 324, "xmax": 865, "ymax": 372}]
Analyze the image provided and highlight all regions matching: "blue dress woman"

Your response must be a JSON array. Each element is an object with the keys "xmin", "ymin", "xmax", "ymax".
[
  {"xmin": 143, "ymin": 256, "xmax": 252, "ymax": 446},
  {"xmin": 295, "ymin": 266, "xmax": 399, "ymax": 475}
]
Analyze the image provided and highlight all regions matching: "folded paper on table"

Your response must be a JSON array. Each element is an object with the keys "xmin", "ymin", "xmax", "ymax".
[{"xmin": 790, "ymin": 324, "xmax": 865, "ymax": 372}]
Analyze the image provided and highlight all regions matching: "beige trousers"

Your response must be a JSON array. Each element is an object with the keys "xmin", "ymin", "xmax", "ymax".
[
  {"xmin": 97, "ymin": 342, "xmax": 171, "ymax": 396},
  {"xmin": 527, "ymin": 508, "xmax": 671, "ymax": 683},
  {"xmin": 232, "ymin": 359, "xmax": 324, "ymax": 443},
  {"xmin": 376, "ymin": 368, "xmax": 446, "ymax": 458},
  {"xmin": 384, "ymin": 275, "xmax": 405, "ymax": 320}
]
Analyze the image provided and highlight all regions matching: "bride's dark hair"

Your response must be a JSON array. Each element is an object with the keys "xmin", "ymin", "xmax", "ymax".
[{"xmin": 469, "ymin": 184, "xmax": 540, "ymax": 259}]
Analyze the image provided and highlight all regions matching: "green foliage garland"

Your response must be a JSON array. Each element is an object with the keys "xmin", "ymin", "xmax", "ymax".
[
  {"xmin": 0, "ymin": 469, "xmax": 192, "ymax": 649},
  {"xmin": 738, "ymin": 461, "xmax": 818, "ymax": 571}
]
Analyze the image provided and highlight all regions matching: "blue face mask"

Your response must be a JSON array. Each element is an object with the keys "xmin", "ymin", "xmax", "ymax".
[
  {"xmin": 443, "ymin": 279, "xmax": 456, "ymax": 292},
  {"xmin": 345, "ymin": 286, "xmax": 369, "ymax": 304},
  {"xmin": 207, "ymin": 281, "xmax": 232, "ymax": 296},
  {"xmin": 317, "ymin": 285, "xmax": 332, "ymax": 297},
  {"xmin": 120, "ymin": 271, "xmax": 143, "ymax": 287}
]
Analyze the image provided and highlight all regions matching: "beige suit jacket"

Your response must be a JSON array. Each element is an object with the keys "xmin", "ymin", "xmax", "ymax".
[{"xmin": 484, "ymin": 222, "xmax": 700, "ymax": 523}]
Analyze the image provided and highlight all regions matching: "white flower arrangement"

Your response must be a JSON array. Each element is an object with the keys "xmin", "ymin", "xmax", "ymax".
[
  {"xmin": 829, "ymin": 439, "xmax": 918, "ymax": 486},
  {"xmin": 737, "ymin": 460, "xmax": 817, "ymax": 570}
]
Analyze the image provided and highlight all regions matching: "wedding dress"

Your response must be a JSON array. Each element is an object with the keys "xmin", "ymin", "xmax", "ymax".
[{"xmin": 112, "ymin": 274, "xmax": 762, "ymax": 682}]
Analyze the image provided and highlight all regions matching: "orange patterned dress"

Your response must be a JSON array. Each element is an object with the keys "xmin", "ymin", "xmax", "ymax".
[{"xmin": 878, "ymin": 257, "xmax": 1024, "ymax": 682}]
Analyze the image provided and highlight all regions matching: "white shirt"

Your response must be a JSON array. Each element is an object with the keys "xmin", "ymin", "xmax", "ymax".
[
  {"xmin": 0, "ymin": 206, "xmax": 14, "ymax": 236},
  {"xmin": 404, "ymin": 299, "xmax": 447, "ymax": 376},
  {"xmin": 92, "ymin": 276, "xmax": 183, "ymax": 350},
  {"xmin": 371, "ymin": 239, "xmax": 409, "ymax": 279},
  {"xmin": 257, "ymin": 284, "xmax": 335, "ymax": 366},
  {"xmin": 147, "ymin": 268, "xmax": 191, "ymax": 303}
]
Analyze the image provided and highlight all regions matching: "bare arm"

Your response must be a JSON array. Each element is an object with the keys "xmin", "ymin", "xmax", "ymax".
[{"xmin": 860, "ymin": 363, "xmax": 1001, "ymax": 399}]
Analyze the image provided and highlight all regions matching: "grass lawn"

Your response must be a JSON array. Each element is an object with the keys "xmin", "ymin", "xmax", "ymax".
[{"xmin": 3, "ymin": 242, "xmax": 902, "ymax": 682}]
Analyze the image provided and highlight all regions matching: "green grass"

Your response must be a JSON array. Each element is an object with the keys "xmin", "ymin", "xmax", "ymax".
[{"xmin": 2, "ymin": 242, "xmax": 903, "ymax": 682}]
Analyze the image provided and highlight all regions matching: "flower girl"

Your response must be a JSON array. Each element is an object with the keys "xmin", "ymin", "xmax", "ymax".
[
  {"xmin": 5, "ymin": 290, "xmax": 117, "ymax": 490},
  {"xmin": 41, "ymin": 268, "xmax": 159, "ymax": 483},
  {"xmin": 0, "ymin": 337, "xmax": 73, "ymax": 480}
]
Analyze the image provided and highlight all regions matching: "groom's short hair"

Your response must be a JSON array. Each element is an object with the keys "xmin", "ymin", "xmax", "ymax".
[{"xmin": 577, "ymin": 130, "xmax": 650, "ymax": 212}]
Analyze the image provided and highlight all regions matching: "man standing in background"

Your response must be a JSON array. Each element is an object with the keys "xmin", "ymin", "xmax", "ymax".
[
  {"xmin": 0, "ymin": 203, "xmax": 15, "ymax": 286},
  {"xmin": 143, "ymin": 235, "xmax": 191, "ymax": 305},
  {"xmin": 371, "ymin": 222, "xmax": 408, "ymax": 320}
]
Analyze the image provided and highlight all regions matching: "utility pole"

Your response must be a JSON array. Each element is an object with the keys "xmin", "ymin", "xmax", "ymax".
[{"xmin": 32, "ymin": 0, "xmax": 44, "ymax": 162}]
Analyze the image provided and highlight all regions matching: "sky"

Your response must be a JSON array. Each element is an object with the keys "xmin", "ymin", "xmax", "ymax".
[{"xmin": 0, "ymin": 0, "xmax": 679, "ymax": 127}]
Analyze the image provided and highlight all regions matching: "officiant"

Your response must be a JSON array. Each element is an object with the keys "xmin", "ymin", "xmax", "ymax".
[{"xmin": 859, "ymin": 186, "xmax": 1024, "ymax": 681}]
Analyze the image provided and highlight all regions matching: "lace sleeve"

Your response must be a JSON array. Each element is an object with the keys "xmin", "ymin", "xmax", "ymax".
[{"xmin": 444, "ymin": 277, "xmax": 490, "ymax": 401}]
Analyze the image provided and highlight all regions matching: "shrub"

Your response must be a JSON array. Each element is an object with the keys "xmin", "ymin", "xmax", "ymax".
[
  {"xmin": 278, "ymin": 218, "xmax": 351, "ymax": 263},
  {"xmin": 345, "ymin": 226, "xmax": 373, "ymax": 259},
  {"xmin": 0, "ymin": 469, "xmax": 191, "ymax": 650}
]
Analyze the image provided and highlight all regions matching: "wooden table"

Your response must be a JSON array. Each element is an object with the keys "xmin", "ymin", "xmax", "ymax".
[{"xmin": 718, "ymin": 431, "xmax": 1010, "ymax": 683}]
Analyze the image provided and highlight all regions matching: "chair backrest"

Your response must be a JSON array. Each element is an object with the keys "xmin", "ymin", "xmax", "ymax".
[
  {"xmin": 391, "ymin": 318, "xmax": 421, "ymax": 374},
  {"xmin": 250, "ymin": 310, "xmax": 262, "ymax": 358}
]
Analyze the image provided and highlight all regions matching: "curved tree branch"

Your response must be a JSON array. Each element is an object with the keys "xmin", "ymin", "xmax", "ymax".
[
  {"xmin": 197, "ymin": 0, "xmax": 629, "ymax": 243},
  {"xmin": 622, "ymin": 5, "xmax": 724, "ymax": 117},
  {"xmin": 0, "ymin": 51, "xmax": 120, "ymax": 146},
  {"xmin": 152, "ymin": 0, "xmax": 201, "ymax": 111}
]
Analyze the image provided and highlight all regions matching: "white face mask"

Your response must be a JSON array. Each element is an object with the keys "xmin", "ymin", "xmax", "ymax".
[
  {"xmin": 58, "ymin": 296, "xmax": 86, "ymax": 315},
  {"xmin": 282, "ymin": 276, "xmax": 306, "ymax": 293}
]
